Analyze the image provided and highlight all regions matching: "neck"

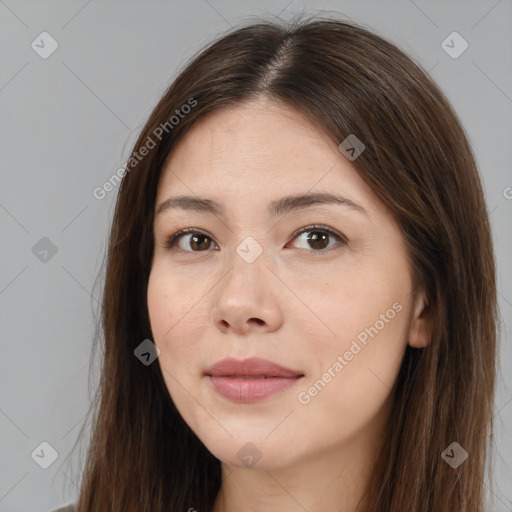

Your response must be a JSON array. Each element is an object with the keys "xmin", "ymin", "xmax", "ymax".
[{"xmin": 211, "ymin": 416, "xmax": 386, "ymax": 512}]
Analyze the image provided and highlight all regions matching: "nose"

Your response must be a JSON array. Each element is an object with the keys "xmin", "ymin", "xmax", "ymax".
[{"xmin": 210, "ymin": 250, "xmax": 283, "ymax": 335}]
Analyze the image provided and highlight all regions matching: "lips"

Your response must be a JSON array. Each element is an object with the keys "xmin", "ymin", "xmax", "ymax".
[
  {"xmin": 205, "ymin": 357, "xmax": 304, "ymax": 403},
  {"xmin": 205, "ymin": 357, "xmax": 303, "ymax": 378}
]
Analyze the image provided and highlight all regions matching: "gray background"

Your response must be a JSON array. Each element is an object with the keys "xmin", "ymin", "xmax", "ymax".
[{"xmin": 1, "ymin": 1, "xmax": 511, "ymax": 511}]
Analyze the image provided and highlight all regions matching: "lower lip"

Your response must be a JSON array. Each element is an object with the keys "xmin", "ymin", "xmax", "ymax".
[{"xmin": 208, "ymin": 375, "xmax": 303, "ymax": 403}]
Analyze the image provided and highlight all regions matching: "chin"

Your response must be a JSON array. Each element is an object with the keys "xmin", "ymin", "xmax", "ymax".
[{"xmin": 200, "ymin": 432, "xmax": 299, "ymax": 471}]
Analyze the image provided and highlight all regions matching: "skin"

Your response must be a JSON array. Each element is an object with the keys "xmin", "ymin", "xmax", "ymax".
[{"xmin": 147, "ymin": 98, "xmax": 429, "ymax": 512}]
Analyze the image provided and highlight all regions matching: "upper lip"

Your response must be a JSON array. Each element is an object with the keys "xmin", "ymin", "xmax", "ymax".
[{"xmin": 205, "ymin": 357, "xmax": 304, "ymax": 378}]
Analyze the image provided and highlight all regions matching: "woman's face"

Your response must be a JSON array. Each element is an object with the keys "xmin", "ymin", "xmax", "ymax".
[{"xmin": 147, "ymin": 98, "xmax": 428, "ymax": 470}]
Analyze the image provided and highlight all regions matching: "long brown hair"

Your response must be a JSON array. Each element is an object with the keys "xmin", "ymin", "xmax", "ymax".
[{"xmin": 72, "ymin": 14, "xmax": 499, "ymax": 511}]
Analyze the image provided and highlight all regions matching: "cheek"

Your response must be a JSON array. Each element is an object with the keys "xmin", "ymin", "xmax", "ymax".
[
  {"xmin": 147, "ymin": 263, "xmax": 209, "ymax": 337},
  {"xmin": 296, "ymin": 262, "xmax": 411, "ymax": 400},
  {"xmin": 147, "ymin": 274, "xmax": 205, "ymax": 419},
  {"xmin": 147, "ymin": 269, "xmax": 205, "ymax": 375},
  {"xmin": 291, "ymin": 303, "xmax": 408, "ymax": 449},
  {"xmin": 305, "ymin": 263, "xmax": 407, "ymax": 344}
]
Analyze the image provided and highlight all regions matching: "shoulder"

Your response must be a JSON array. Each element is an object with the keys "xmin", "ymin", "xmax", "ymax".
[{"xmin": 51, "ymin": 504, "xmax": 76, "ymax": 512}]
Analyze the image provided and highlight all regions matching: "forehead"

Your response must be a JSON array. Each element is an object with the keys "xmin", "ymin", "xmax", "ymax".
[
  {"xmin": 155, "ymin": 99, "xmax": 387, "ymax": 223},
  {"xmin": 168, "ymin": 100, "xmax": 335, "ymax": 172}
]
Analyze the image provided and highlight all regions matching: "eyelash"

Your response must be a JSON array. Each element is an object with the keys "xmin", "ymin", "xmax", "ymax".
[{"xmin": 163, "ymin": 224, "xmax": 347, "ymax": 255}]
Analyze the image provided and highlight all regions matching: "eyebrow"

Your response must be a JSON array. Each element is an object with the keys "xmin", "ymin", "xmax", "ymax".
[{"xmin": 155, "ymin": 192, "xmax": 368, "ymax": 218}]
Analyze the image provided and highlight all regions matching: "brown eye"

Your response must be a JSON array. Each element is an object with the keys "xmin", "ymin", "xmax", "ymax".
[
  {"xmin": 165, "ymin": 225, "xmax": 346, "ymax": 254},
  {"xmin": 289, "ymin": 225, "xmax": 347, "ymax": 253},
  {"xmin": 165, "ymin": 229, "xmax": 217, "ymax": 252},
  {"xmin": 187, "ymin": 233, "xmax": 212, "ymax": 251},
  {"xmin": 307, "ymin": 231, "xmax": 329, "ymax": 250}
]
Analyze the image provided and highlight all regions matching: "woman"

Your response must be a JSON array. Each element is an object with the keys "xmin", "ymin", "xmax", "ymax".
[{"xmin": 56, "ymin": 14, "xmax": 498, "ymax": 512}]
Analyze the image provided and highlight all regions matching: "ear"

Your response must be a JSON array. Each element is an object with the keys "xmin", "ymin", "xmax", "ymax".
[{"xmin": 408, "ymin": 290, "xmax": 431, "ymax": 348}]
